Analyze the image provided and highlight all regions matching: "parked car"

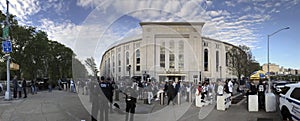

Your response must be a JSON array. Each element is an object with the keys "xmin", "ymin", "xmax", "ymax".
[
  {"xmin": 279, "ymin": 82, "xmax": 300, "ymax": 120},
  {"xmin": 273, "ymin": 81, "xmax": 290, "ymax": 93}
]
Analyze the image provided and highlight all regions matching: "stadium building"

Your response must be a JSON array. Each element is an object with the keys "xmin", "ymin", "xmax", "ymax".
[{"xmin": 100, "ymin": 22, "xmax": 238, "ymax": 83}]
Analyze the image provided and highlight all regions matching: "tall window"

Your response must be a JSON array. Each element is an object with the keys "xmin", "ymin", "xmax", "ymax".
[
  {"xmin": 178, "ymin": 40, "xmax": 184, "ymax": 69},
  {"xmin": 169, "ymin": 54, "xmax": 175, "ymax": 69},
  {"xmin": 108, "ymin": 58, "xmax": 110, "ymax": 75},
  {"xmin": 126, "ymin": 52, "xmax": 129, "ymax": 65},
  {"xmin": 104, "ymin": 60, "xmax": 107, "ymax": 76},
  {"xmin": 118, "ymin": 53, "xmax": 121, "ymax": 72},
  {"xmin": 204, "ymin": 49, "xmax": 208, "ymax": 71},
  {"xmin": 216, "ymin": 51, "xmax": 219, "ymax": 72},
  {"xmin": 169, "ymin": 40, "xmax": 175, "ymax": 69},
  {"xmin": 112, "ymin": 55, "xmax": 115, "ymax": 73},
  {"xmin": 136, "ymin": 49, "xmax": 140, "ymax": 71},
  {"xmin": 226, "ymin": 52, "xmax": 229, "ymax": 66},
  {"xmin": 160, "ymin": 42, "xmax": 165, "ymax": 67}
]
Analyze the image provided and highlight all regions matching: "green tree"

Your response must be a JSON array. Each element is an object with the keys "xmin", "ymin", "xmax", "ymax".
[
  {"xmin": 1, "ymin": 10, "xmax": 75, "ymax": 81},
  {"xmin": 73, "ymin": 57, "xmax": 88, "ymax": 79},
  {"xmin": 227, "ymin": 45, "xmax": 260, "ymax": 84},
  {"xmin": 85, "ymin": 57, "xmax": 98, "ymax": 77}
]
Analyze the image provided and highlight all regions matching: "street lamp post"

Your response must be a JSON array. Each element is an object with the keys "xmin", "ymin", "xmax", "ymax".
[
  {"xmin": 3, "ymin": 0, "xmax": 11, "ymax": 101},
  {"xmin": 267, "ymin": 27, "xmax": 290, "ymax": 93},
  {"xmin": 265, "ymin": 27, "xmax": 289, "ymax": 112}
]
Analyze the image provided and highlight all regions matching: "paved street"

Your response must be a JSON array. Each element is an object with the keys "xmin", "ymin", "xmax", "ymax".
[{"xmin": 0, "ymin": 90, "xmax": 282, "ymax": 121}]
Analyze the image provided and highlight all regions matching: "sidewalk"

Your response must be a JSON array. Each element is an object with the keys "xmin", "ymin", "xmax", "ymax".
[
  {"xmin": 79, "ymin": 92, "xmax": 193, "ymax": 121},
  {"xmin": 0, "ymin": 89, "xmax": 282, "ymax": 121},
  {"xmin": 0, "ymin": 90, "xmax": 90, "ymax": 121}
]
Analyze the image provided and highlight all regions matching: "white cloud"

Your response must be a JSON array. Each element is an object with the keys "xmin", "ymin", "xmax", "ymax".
[
  {"xmin": 225, "ymin": 1, "xmax": 235, "ymax": 7},
  {"xmin": 72, "ymin": 0, "xmax": 272, "ymax": 65},
  {"xmin": 0, "ymin": 0, "xmax": 41, "ymax": 25},
  {"xmin": 34, "ymin": 0, "xmax": 294, "ymax": 68},
  {"xmin": 38, "ymin": 19, "xmax": 80, "ymax": 49},
  {"xmin": 275, "ymin": 2, "xmax": 281, "ymax": 7}
]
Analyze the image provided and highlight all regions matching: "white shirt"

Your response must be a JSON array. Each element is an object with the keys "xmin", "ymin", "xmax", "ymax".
[
  {"xmin": 217, "ymin": 85, "xmax": 224, "ymax": 95},
  {"xmin": 228, "ymin": 81, "xmax": 233, "ymax": 93}
]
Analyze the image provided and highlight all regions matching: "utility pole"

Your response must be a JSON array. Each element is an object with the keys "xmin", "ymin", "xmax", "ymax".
[{"xmin": 3, "ymin": 0, "xmax": 11, "ymax": 100}]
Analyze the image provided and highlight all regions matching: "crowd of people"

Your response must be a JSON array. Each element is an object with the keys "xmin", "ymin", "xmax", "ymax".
[
  {"xmin": 83, "ymin": 75, "xmax": 266, "ymax": 121},
  {"xmin": 12, "ymin": 75, "xmax": 39, "ymax": 99}
]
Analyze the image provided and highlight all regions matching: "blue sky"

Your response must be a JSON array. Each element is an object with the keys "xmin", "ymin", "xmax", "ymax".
[{"xmin": 0, "ymin": 0, "xmax": 299, "ymax": 70}]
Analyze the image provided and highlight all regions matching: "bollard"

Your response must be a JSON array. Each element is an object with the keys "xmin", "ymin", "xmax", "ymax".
[
  {"xmin": 143, "ymin": 91, "xmax": 148, "ymax": 104},
  {"xmin": 63, "ymin": 84, "xmax": 66, "ymax": 91},
  {"xmin": 189, "ymin": 91, "xmax": 192, "ymax": 103},
  {"xmin": 160, "ymin": 92, "xmax": 164, "ymax": 105},
  {"xmin": 186, "ymin": 92, "xmax": 189, "ymax": 102},
  {"xmin": 177, "ymin": 92, "xmax": 181, "ymax": 105}
]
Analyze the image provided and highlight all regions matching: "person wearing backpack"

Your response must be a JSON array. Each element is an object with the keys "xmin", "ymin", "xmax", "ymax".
[{"xmin": 257, "ymin": 80, "xmax": 266, "ymax": 110}]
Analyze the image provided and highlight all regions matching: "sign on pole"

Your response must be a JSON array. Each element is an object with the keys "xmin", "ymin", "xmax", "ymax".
[
  {"xmin": 2, "ymin": 26, "xmax": 9, "ymax": 39},
  {"xmin": 2, "ymin": 40, "xmax": 12, "ymax": 53}
]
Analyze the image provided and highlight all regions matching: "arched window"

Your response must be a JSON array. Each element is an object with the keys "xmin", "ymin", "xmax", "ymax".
[
  {"xmin": 204, "ymin": 49, "xmax": 208, "ymax": 71},
  {"xmin": 136, "ymin": 49, "xmax": 140, "ymax": 71},
  {"xmin": 216, "ymin": 51, "xmax": 219, "ymax": 72}
]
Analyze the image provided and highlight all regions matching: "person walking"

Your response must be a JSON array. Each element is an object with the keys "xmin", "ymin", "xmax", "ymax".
[
  {"xmin": 13, "ymin": 76, "xmax": 18, "ymax": 98},
  {"xmin": 99, "ymin": 76, "xmax": 110, "ymax": 121},
  {"xmin": 146, "ymin": 82, "xmax": 153, "ymax": 104},
  {"xmin": 124, "ymin": 83, "xmax": 138, "ymax": 121},
  {"xmin": 228, "ymin": 80, "xmax": 233, "ymax": 96},
  {"xmin": 257, "ymin": 80, "xmax": 266, "ymax": 110},
  {"xmin": 70, "ymin": 79, "xmax": 76, "ymax": 93},
  {"xmin": 22, "ymin": 78, "xmax": 27, "ymax": 98},
  {"xmin": 174, "ymin": 81, "xmax": 181, "ymax": 104},
  {"xmin": 107, "ymin": 77, "xmax": 114, "ymax": 113},
  {"xmin": 31, "ymin": 80, "xmax": 36, "ymax": 94},
  {"xmin": 167, "ymin": 81, "xmax": 175, "ymax": 105},
  {"xmin": 0, "ymin": 82, "xmax": 3, "ymax": 95},
  {"xmin": 57, "ymin": 79, "xmax": 62, "ymax": 90},
  {"xmin": 91, "ymin": 78, "xmax": 101, "ymax": 121},
  {"xmin": 17, "ymin": 81, "xmax": 22, "ymax": 98},
  {"xmin": 217, "ymin": 81, "xmax": 224, "ymax": 96},
  {"xmin": 186, "ymin": 83, "xmax": 191, "ymax": 102},
  {"xmin": 201, "ymin": 82, "xmax": 208, "ymax": 103}
]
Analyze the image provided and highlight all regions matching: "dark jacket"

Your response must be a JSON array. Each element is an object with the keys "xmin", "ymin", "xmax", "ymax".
[{"xmin": 22, "ymin": 80, "xmax": 27, "ymax": 88}]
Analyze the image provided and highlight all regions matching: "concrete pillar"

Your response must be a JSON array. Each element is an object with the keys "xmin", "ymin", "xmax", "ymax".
[
  {"xmin": 160, "ymin": 92, "xmax": 164, "ymax": 105},
  {"xmin": 177, "ymin": 92, "xmax": 181, "ymax": 105}
]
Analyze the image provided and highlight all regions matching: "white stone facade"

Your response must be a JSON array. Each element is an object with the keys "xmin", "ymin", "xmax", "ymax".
[{"xmin": 100, "ymin": 22, "xmax": 237, "ymax": 83}]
